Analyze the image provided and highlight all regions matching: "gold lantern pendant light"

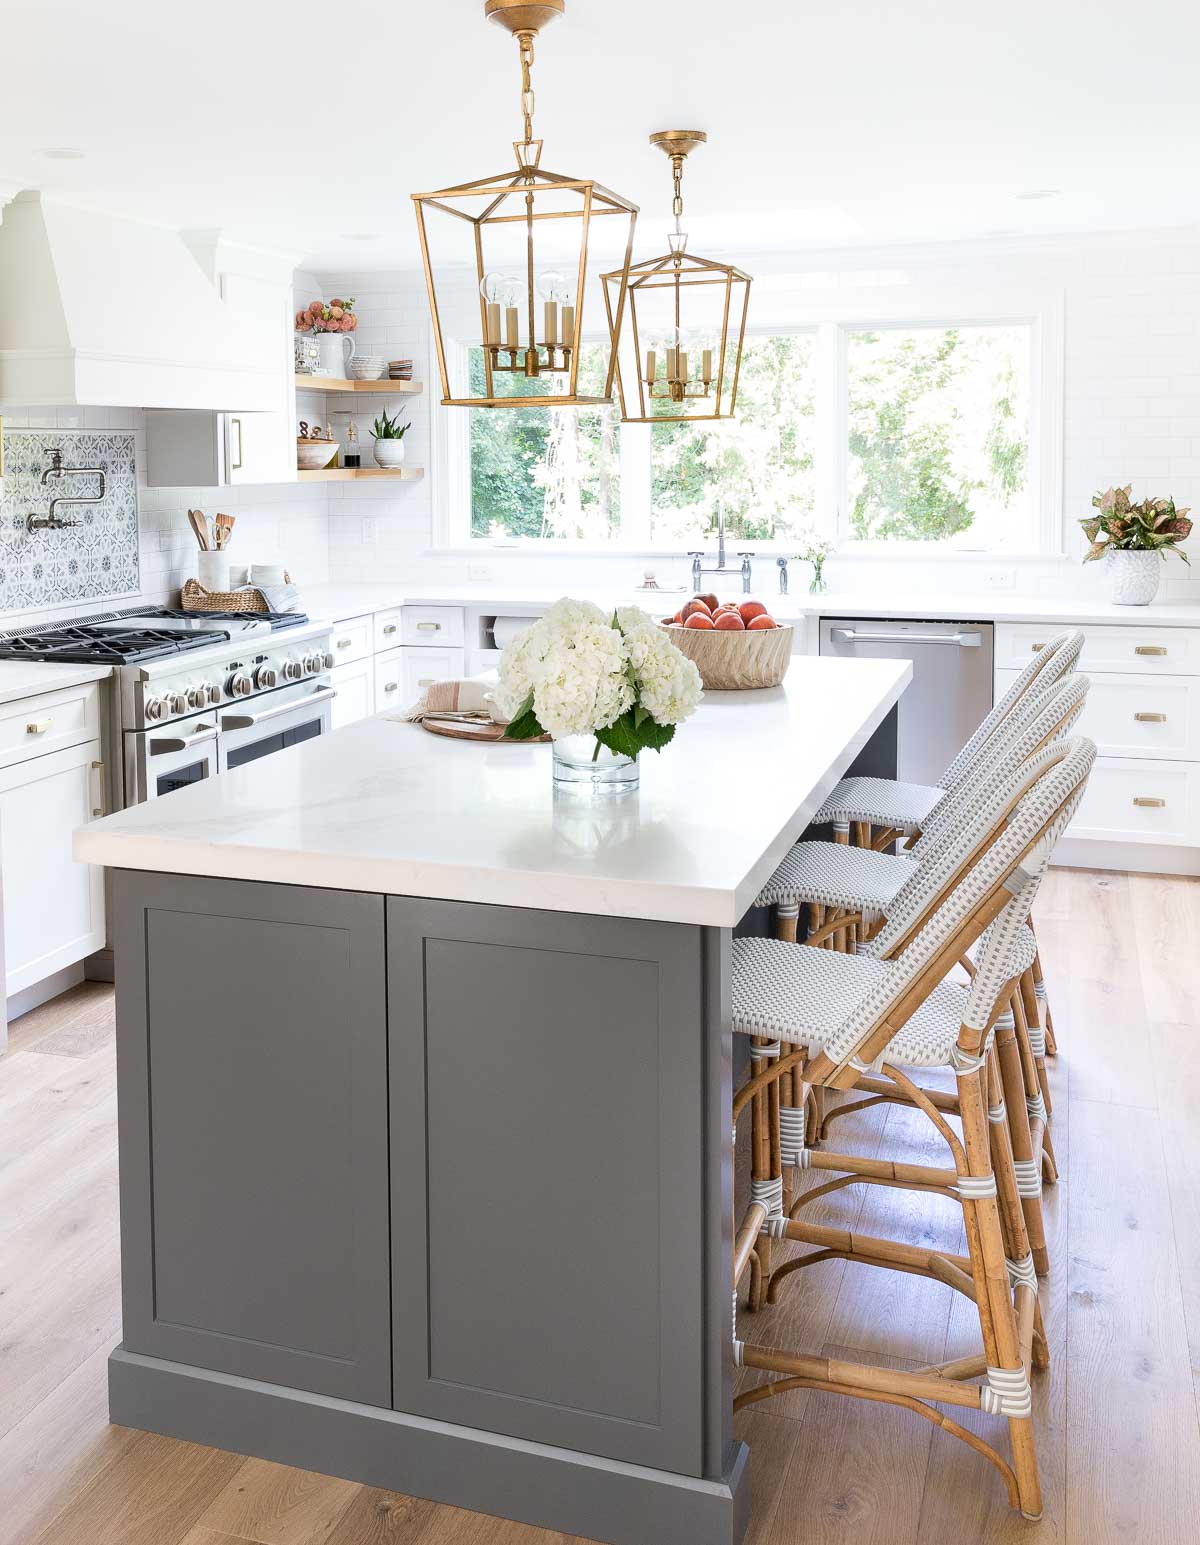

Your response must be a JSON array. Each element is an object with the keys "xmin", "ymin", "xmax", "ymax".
[
  {"xmin": 603, "ymin": 130, "xmax": 752, "ymax": 423},
  {"xmin": 411, "ymin": 0, "xmax": 639, "ymax": 410}
]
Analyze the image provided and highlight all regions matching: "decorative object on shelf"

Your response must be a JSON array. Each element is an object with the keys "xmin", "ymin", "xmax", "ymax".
[
  {"xmin": 659, "ymin": 598, "xmax": 792, "ymax": 689},
  {"xmin": 389, "ymin": 358, "xmax": 413, "ymax": 380},
  {"xmin": 349, "ymin": 355, "xmax": 386, "ymax": 381},
  {"xmin": 297, "ymin": 422, "xmax": 339, "ymax": 470},
  {"xmin": 295, "ymin": 297, "xmax": 358, "ymax": 334},
  {"xmin": 294, "ymin": 335, "xmax": 320, "ymax": 374},
  {"xmin": 603, "ymin": 130, "xmax": 751, "ymax": 424},
  {"xmin": 411, "ymin": 0, "xmax": 637, "ymax": 410},
  {"xmin": 370, "ymin": 409, "xmax": 410, "ymax": 468},
  {"xmin": 794, "ymin": 525, "xmax": 834, "ymax": 594},
  {"xmin": 496, "ymin": 598, "xmax": 703, "ymax": 793},
  {"xmin": 1081, "ymin": 485, "xmax": 1192, "ymax": 605},
  {"xmin": 341, "ymin": 416, "xmax": 361, "ymax": 468}
]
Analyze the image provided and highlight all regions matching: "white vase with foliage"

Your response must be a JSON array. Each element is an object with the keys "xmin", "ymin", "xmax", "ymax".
[
  {"xmin": 1080, "ymin": 486, "xmax": 1192, "ymax": 606},
  {"xmin": 371, "ymin": 410, "xmax": 410, "ymax": 469}
]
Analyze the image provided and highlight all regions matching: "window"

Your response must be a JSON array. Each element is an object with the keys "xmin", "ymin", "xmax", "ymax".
[
  {"xmin": 845, "ymin": 323, "xmax": 1032, "ymax": 549},
  {"xmin": 453, "ymin": 297, "xmax": 1059, "ymax": 555}
]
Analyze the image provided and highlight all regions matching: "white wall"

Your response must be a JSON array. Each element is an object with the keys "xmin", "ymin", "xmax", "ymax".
[
  {"xmin": 317, "ymin": 225, "xmax": 1200, "ymax": 604},
  {"xmin": 0, "ymin": 404, "xmax": 329, "ymax": 625}
]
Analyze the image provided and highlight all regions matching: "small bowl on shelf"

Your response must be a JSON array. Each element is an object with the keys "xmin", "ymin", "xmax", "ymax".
[
  {"xmin": 659, "ymin": 616, "xmax": 793, "ymax": 690},
  {"xmin": 297, "ymin": 438, "xmax": 339, "ymax": 470},
  {"xmin": 349, "ymin": 356, "xmax": 386, "ymax": 381}
]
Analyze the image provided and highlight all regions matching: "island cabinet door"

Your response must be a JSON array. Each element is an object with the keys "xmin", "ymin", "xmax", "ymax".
[
  {"xmin": 387, "ymin": 897, "xmax": 718, "ymax": 1477},
  {"xmin": 112, "ymin": 871, "xmax": 391, "ymax": 1407}
]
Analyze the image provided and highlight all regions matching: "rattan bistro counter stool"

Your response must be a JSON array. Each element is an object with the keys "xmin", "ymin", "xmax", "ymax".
[
  {"xmin": 729, "ymin": 737, "xmax": 1096, "ymax": 1520},
  {"xmin": 748, "ymin": 672, "xmax": 1091, "ymax": 1275}
]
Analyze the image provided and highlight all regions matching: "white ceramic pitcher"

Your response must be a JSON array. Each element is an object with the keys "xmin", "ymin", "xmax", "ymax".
[{"xmin": 314, "ymin": 332, "xmax": 356, "ymax": 379}]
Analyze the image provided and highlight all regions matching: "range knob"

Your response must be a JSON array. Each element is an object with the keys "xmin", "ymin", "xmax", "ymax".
[
  {"xmin": 205, "ymin": 682, "xmax": 222, "ymax": 706},
  {"xmin": 321, "ymin": 651, "xmax": 335, "ymax": 671},
  {"xmin": 303, "ymin": 650, "xmax": 323, "ymax": 675},
  {"xmin": 168, "ymin": 691, "xmax": 188, "ymax": 715},
  {"xmin": 186, "ymin": 683, "xmax": 207, "ymax": 710},
  {"xmin": 281, "ymin": 656, "xmax": 304, "ymax": 682},
  {"xmin": 144, "ymin": 695, "xmax": 166, "ymax": 722},
  {"xmin": 254, "ymin": 663, "xmax": 278, "ymax": 690},
  {"xmin": 226, "ymin": 669, "xmax": 252, "ymax": 698}
]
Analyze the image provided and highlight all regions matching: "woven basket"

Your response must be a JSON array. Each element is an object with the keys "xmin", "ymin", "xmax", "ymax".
[
  {"xmin": 181, "ymin": 572, "xmax": 293, "ymax": 614},
  {"xmin": 659, "ymin": 618, "xmax": 793, "ymax": 690}
]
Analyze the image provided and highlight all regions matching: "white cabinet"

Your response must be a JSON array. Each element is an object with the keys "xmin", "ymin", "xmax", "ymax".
[
  {"xmin": 0, "ymin": 738, "xmax": 106, "ymax": 996},
  {"xmin": 374, "ymin": 648, "xmax": 406, "ymax": 712},
  {"xmin": 330, "ymin": 658, "xmax": 374, "ymax": 729},
  {"xmin": 402, "ymin": 647, "xmax": 467, "ymax": 704},
  {"xmin": 328, "ymin": 615, "xmax": 373, "ymax": 667}
]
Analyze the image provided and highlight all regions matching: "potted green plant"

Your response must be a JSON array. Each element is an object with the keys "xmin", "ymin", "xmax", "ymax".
[
  {"xmin": 1080, "ymin": 486, "xmax": 1192, "ymax": 605},
  {"xmin": 370, "ymin": 409, "xmax": 410, "ymax": 469}
]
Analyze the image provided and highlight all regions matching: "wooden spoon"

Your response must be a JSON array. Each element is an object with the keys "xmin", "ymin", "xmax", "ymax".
[
  {"xmin": 187, "ymin": 508, "xmax": 209, "ymax": 550},
  {"xmin": 214, "ymin": 512, "xmax": 235, "ymax": 550}
]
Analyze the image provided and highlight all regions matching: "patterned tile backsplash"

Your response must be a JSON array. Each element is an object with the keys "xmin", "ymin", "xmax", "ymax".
[{"xmin": 0, "ymin": 429, "xmax": 140, "ymax": 611}]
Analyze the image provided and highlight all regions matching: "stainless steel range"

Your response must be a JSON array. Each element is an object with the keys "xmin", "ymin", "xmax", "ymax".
[{"xmin": 0, "ymin": 606, "xmax": 336, "ymax": 808}]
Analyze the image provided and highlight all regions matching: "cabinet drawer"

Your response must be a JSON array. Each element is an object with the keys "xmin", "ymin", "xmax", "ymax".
[
  {"xmin": 374, "ymin": 607, "xmax": 404, "ymax": 652},
  {"xmin": 374, "ymin": 647, "xmax": 467, "ymax": 712},
  {"xmin": 328, "ymin": 615, "xmax": 372, "ymax": 667},
  {"xmin": 0, "ymin": 681, "xmax": 101, "ymax": 770},
  {"xmin": 400, "ymin": 607, "xmax": 465, "ymax": 649},
  {"xmin": 1068, "ymin": 756, "xmax": 1200, "ymax": 846},
  {"xmin": 329, "ymin": 658, "xmax": 374, "ymax": 729},
  {"xmin": 996, "ymin": 621, "xmax": 1200, "ymax": 675},
  {"xmin": 996, "ymin": 667, "xmax": 1200, "ymax": 761}
]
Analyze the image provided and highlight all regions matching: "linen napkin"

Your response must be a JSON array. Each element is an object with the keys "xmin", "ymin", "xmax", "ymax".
[{"xmin": 401, "ymin": 672, "xmax": 506, "ymax": 724}]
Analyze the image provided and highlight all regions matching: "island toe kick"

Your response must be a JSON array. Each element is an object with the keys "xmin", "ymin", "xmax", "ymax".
[{"xmin": 108, "ymin": 871, "xmax": 749, "ymax": 1545}]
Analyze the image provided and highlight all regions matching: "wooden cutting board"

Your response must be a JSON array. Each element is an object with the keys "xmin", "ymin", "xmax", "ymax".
[{"xmin": 420, "ymin": 716, "xmax": 550, "ymax": 744}]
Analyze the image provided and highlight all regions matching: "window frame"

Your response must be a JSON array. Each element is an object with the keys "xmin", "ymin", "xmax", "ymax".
[{"xmin": 432, "ymin": 286, "xmax": 1065, "ymax": 559}]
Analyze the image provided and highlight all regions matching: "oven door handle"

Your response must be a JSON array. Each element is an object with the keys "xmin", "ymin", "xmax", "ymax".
[
  {"xmin": 831, "ymin": 628, "xmax": 984, "ymax": 648},
  {"xmin": 220, "ymin": 686, "xmax": 337, "ymax": 731},
  {"xmin": 149, "ymin": 724, "xmax": 218, "ymax": 754}
]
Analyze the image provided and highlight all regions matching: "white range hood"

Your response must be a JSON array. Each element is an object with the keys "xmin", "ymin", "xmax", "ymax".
[{"xmin": 0, "ymin": 191, "xmax": 281, "ymax": 411}]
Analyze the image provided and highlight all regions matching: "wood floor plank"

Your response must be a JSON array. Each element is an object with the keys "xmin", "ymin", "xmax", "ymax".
[
  {"xmin": 731, "ymin": 1410, "xmax": 803, "ymax": 1545},
  {"xmin": 325, "ymin": 1490, "xmax": 442, "ymax": 1545},
  {"xmin": 192, "ymin": 1458, "xmax": 360, "ymax": 1545},
  {"xmin": 179, "ymin": 1530, "xmax": 262, "ymax": 1545},
  {"xmin": 1064, "ymin": 1098, "xmax": 1200, "ymax": 1542},
  {"xmin": 764, "ymin": 1347, "xmax": 929, "ymax": 1545},
  {"xmin": 27, "ymin": 1431, "xmax": 244, "ymax": 1545},
  {"xmin": 1063, "ymin": 873, "xmax": 1156, "ymax": 1109},
  {"xmin": 4, "ymin": 981, "xmax": 116, "ymax": 1059}
]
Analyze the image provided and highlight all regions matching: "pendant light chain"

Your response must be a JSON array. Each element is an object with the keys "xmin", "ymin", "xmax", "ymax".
[
  {"xmin": 518, "ymin": 31, "xmax": 536, "ymax": 146},
  {"xmin": 672, "ymin": 155, "xmax": 685, "ymax": 235}
]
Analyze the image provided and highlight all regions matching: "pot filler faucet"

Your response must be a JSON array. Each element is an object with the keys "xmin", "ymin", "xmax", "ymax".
[
  {"xmin": 689, "ymin": 499, "xmax": 753, "ymax": 594},
  {"xmin": 26, "ymin": 447, "xmax": 107, "ymax": 532}
]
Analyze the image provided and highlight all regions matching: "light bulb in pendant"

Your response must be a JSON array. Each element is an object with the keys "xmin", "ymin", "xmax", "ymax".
[{"xmin": 536, "ymin": 270, "xmax": 574, "ymax": 347}]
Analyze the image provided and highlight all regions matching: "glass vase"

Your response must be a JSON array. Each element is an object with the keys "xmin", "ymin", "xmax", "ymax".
[
  {"xmin": 551, "ymin": 734, "xmax": 639, "ymax": 794},
  {"xmin": 808, "ymin": 560, "xmax": 827, "ymax": 594}
]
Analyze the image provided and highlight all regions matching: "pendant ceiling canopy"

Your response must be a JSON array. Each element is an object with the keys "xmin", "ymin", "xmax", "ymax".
[
  {"xmin": 412, "ymin": 0, "xmax": 638, "ymax": 410},
  {"xmin": 603, "ymin": 130, "xmax": 752, "ymax": 423}
]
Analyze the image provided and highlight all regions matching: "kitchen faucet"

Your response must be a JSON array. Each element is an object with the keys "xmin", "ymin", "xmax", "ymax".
[
  {"xmin": 689, "ymin": 500, "xmax": 753, "ymax": 594},
  {"xmin": 26, "ymin": 446, "xmax": 107, "ymax": 532}
]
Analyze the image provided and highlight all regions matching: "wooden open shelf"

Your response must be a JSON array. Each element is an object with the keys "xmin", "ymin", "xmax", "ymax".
[
  {"xmin": 295, "ymin": 375, "xmax": 422, "ymax": 395},
  {"xmin": 297, "ymin": 467, "xmax": 425, "ymax": 483}
]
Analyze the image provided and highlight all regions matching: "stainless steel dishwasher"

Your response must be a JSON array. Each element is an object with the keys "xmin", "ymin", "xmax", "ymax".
[{"xmin": 819, "ymin": 617, "xmax": 994, "ymax": 785}]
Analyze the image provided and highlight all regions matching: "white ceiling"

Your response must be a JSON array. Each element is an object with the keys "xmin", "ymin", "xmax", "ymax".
[{"xmin": 3, "ymin": 0, "xmax": 1199, "ymax": 270}]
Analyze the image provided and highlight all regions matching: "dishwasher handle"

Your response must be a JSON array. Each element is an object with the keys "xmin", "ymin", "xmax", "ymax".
[{"xmin": 831, "ymin": 628, "xmax": 985, "ymax": 649}]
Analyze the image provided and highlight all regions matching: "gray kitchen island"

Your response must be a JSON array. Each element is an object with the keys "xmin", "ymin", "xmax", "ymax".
[{"xmin": 75, "ymin": 655, "xmax": 911, "ymax": 1545}]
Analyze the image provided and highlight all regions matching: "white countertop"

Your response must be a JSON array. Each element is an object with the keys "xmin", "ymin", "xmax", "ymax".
[
  {"xmin": 302, "ymin": 580, "xmax": 1200, "ymax": 630},
  {"xmin": 0, "ymin": 660, "xmax": 112, "ymax": 705},
  {"xmin": 74, "ymin": 656, "xmax": 911, "ymax": 926}
]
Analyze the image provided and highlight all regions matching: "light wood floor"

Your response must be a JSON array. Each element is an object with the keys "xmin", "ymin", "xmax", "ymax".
[{"xmin": 3, "ymin": 868, "xmax": 1200, "ymax": 1545}]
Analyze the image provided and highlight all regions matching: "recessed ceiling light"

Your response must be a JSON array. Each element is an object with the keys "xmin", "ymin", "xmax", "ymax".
[
  {"xmin": 35, "ymin": 146, "xmax": 86, "ymax": 160},
  {"xmin": 1015, "ymin": 188, "xmax": 1060, "ymax": 201}
]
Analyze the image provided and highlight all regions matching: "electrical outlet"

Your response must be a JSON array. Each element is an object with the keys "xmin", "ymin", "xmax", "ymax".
[
  {"xmin": 468, "ymin": 560, "xmax": 493, "ymax": 581},
  {"xmin": 361, "ymin": 517, "xmax": 376, "ymax": 543},
  {"xmin": 980, "ymin": 566, "xmax": 1015, "ymax": 590}
]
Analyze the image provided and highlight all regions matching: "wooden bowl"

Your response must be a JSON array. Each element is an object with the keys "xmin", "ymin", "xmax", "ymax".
[{"xmin": 660, "ymin": 618, "xmax": 793, "ymax": 690}]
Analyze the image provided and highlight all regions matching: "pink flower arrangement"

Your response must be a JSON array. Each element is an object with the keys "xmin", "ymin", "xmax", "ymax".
[{"xmin": 295, "ymin": 298, "xmax": 358, "ymax": 334}]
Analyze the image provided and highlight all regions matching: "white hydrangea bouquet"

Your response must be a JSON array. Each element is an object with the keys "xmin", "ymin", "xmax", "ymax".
[{"xmin": 495, "ymin": 598, "xmax": 703, "ymax": 762}]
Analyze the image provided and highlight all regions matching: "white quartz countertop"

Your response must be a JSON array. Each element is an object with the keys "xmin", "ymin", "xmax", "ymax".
[
  {"xmin": 74, "ymin": 656, "xmax": 911, "ymax": 926},
  {"xmin": 302, "ymin": 580, "xmax": 1200, "ymax": 630},
  {"xmin": 0, "ymin": 660, "xmax": 111, "ymax": 705}
]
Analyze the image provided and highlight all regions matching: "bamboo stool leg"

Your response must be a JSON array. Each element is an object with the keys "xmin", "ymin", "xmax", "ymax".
[
  {"xmin": 985, "ymin": 1051, "xmax": 1048, "ymax": 1370},
  {"xmin": 1017, "ymin": 970, "xmax": 1054, "ymax": 1121},
  {"xmin": 1032, "ymin": 945, "xmax": 1057, "ymax": 1057},
  {"xmin": 1012, "ymin": 991, "xmax": 1058, "ymax": 1181},
  {"xmin": 775, "ymin": 902, "xmax": 799, "ymax": 944},
  {"xmin": 993, "ymin": 999, "xmax": 1050, "ymax": 1276},
  {"xmin": 749, "ymin": 1036, "xmax": 784, "ymax": 1310},
  {"xmin": 955, "ymin": 1057, "xmax": 1043, "ymax": 1520}
]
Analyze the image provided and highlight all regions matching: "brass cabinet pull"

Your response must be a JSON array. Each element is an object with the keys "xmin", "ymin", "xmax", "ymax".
[
  {"xmin": 26, "ymin": 718, "xmax": 53, "ymax": 734},
  {"xmin": 1133, "ymin": 796, "xmax": 1167, "ymax": 808},
  {"xmin": 383, "ymin": 623, "xmax": 398, "ymax": 636},
  {"xmin": 1135, "ymin": 644, "xmax": 1167, "ymax": 656},
  {"xmin": 418, "ymin": 678, "xmax": 435, "ymax": 687},
  {"xmin": 337, "ymin": 637, "xmax": 353, "ymax": 649},
  {"xmin": 416, "ymin": 621, "xmax": 442, "ymax": 632},
  {"xmin": 383, "ymin": 681, "xmax": 398, "ymax": 692},
  {"xmin": 1030, "ymin": 642, "xmax": 1045, "ymax": 652},
  {"xmin": 90, "ymin": 758, "xmax": 104, "ymax": 818},
  {"xmin": 1134, "ymin": 711, "xmax": 1167, "ymax": 723}
]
